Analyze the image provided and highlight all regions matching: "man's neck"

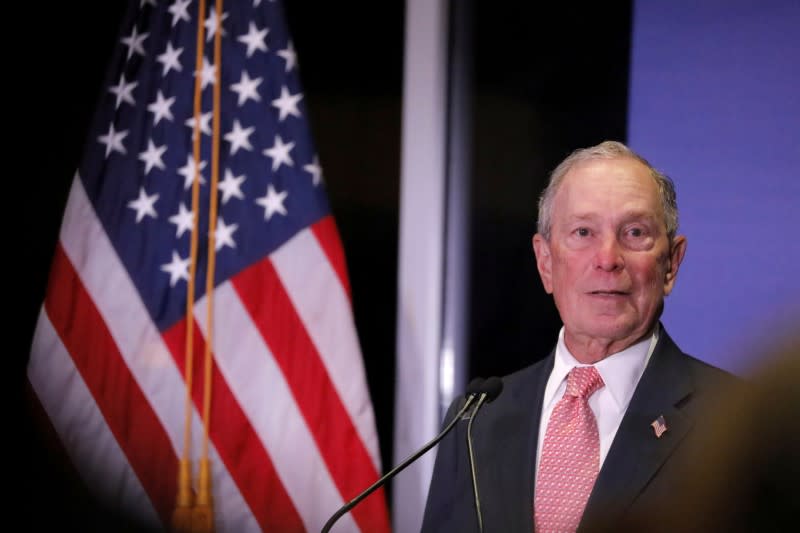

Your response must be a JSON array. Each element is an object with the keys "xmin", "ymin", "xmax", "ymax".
[{"xmin": 563, "ymin": 325, "xmax": 656, "ymax": 364}]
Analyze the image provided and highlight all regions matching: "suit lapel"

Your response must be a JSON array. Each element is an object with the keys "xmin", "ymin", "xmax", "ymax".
[
  {"xmin": 580, "ymin": 332, "xmax": 695, "ymax": 530},
  {"xmin": 480, "ymin": 353, "xmax": 553, "ymax": 531}
]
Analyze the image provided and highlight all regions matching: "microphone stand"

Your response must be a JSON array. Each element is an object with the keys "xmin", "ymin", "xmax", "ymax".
[
  {"xmin": 320, "ymin": 395, "xmax": 478, "ymax": 533},
  {"xmin": 466, "ymin": 393, "xmax": 489, "ymax": 533}
]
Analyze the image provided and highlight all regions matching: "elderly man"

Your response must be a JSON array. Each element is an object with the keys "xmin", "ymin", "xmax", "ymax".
[{"xmin": 421, "ymin": 141, "xmax": 735, "ymax": 533}]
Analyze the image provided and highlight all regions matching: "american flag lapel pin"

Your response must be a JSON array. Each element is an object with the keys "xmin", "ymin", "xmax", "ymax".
[{"xmin": 651, "ymin": 415, "xmax": 668, "ymax": 438}]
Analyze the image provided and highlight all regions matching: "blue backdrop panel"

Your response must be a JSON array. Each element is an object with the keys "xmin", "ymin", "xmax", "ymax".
[{"xmin": 628, "ymin": 0, "xmax": 800, "ymax": 374}]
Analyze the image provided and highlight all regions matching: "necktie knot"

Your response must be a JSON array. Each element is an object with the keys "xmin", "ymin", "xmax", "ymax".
[{"xmin": 566, "ymin": 366, "xmax": 604, "ymax": 398}]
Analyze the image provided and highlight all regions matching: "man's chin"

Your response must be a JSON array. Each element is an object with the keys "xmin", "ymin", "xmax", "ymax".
[{"xmin": 573, "ymin": 316, "xmax": 642, "ymax": 343}]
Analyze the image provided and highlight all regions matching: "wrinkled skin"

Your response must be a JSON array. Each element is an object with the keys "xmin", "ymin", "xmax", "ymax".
[{"xmin": 533, "ymin": 157, "xmax": 687, "ymax": 363}]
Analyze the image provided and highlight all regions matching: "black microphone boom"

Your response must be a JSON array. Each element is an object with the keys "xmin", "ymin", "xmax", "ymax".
[
  {"xmin": 320, "ymin": 379, "xmax": 488, "ymax": 533},
  {"xmin": 466, "ymin": 376, "xmax": 504, "ymax": 533}
]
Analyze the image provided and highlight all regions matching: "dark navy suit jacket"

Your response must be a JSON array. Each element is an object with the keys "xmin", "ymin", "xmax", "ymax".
[{"xmin": 421, "ymin": 326, "xmax": 738, "ymax": 532}]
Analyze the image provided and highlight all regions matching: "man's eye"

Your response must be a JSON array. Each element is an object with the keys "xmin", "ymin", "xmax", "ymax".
[
  {"xmin": 629, "ymin": 227, "xmax": 643, "ymax": 237},
  {"xmin": 576, "ymin": 227, "xmax": 590, "ymax": 237}
]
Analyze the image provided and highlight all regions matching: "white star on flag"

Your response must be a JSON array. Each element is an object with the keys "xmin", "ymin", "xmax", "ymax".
[
  {"xmin": 148, "ymin": 91, "xmax": 176, "ymax": 125},
  {"xmin": 177, "ymin": 155, "xmax": 207, "ymax": 189},
  {"xmin": 168, "ymin": 0, "xmax": 191, "ymax": 27},
  {"xmin": 204, "ymin": 10, "xmax": 229, "ymax": 42},
  {"xmin": 271, "ymin": 85, "xmax": 303, "ymax": 121},
  {"xmin": 263, "ymin": 135, "xmax": 295, "ymax": 171},
  {"xmin": 197, "ymin": 56, "xmax": 216, "ymax": 89},
  {"xmin": 98, "ymin": 123, "xmax": 129, "ymax": 157},
  {"xmin": 214, "ymin": 217, "xmax": 239, "ymax": 251},
  {"xmin": 238, "ymin": 21, "xmax": 269, "ymax": 57},
  {"xmin": 277, "ymin": 41, "xmax": 297, "ymax": 72},
  {"xmin": 156, "ymin": 42, "xmax": 184, "ymax": 76},
  {"xmin": 121, "ymin": 26, "xmax": 149, "ymax": 59},
  {"xmin": 224, "ymin": 120, "xmax": 255, "ymax": 155},
  {"xmin": 255, "ymin": 184, "xmax": 288, "ymax": 220},
  {"xmin": 160, "ymin": 250, "xmax": 190, "ymax": 286},
  {"xmin": 185, "ymin": 111, "xmax": 213, "ymax": 138},
  {"xmin": 230, "ymin": 71, "xmax": 263, "ymax": 107},
  {"xmin": 109, "ymin": 74, "xmax": 138, "ymax": 108},
  {"xmin": 139, "ymin": 140, "xmax": 167, "ymax": 175},
  {"xmin": 218, "ymin": 169, "xmax": 246, "ymax": 204},
  {"xmin": 168, "ymin": 202, "xmax": 194, "ymax": 238},
  {"xmin": 128, "ymin": 187, "xmax": 159, "ymax": 223},
  {"xmin": 303, "ymin": 156, "xmax": 323, "ymax": 186}
]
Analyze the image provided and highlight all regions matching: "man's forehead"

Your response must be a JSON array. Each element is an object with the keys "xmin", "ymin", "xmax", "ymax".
[
  {"xmin": 552, "ymin": 159, "xmax": 664, "ymax": 220},
  {"xmin": 556, "ymin": 158, "xmax": 658, "ymax": 199}
]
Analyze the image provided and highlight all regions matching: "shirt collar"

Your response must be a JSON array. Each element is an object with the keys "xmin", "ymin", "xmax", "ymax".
[{"xmin": 543, "ymin": 324, "xmax": 659, "ymax": 412}]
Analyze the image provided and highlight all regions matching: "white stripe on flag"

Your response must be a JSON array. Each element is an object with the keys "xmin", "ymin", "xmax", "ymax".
[
  {"xmin": 271, "ymin": 228, "xmax": 382, "ymax": 471},
  {"xmin": 28, "ymin": 308, "xmax": 161, "ymax": 529},
  {"xmin": 57, "ymin": 176, "xmax": 260, "ymax": 532},
  {"xmin": 196, "ymin": 283, "xmax": 358, "ymax": 533}
]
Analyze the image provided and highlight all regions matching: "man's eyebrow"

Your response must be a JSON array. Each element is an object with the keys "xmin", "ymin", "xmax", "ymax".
[
  {"xmin": 559, "ymin": 212, "xmax": 660, "ymax": 225},
  {"xmin": 620, "ymin": 211, "xmax": 659, "ymax": 222},
  {"xmin": 563, "ymin": 213, "xmax": 599, "ymax": 222}
]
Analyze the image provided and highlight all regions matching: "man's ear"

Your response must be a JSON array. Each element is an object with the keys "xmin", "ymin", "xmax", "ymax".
[
  {"xmin": 532, "ymin": 233, "xmax": 554, "ymax": 294},
  {"xmin": 664, "ymin": 235, "xmax": 687, "ymax": 296}
]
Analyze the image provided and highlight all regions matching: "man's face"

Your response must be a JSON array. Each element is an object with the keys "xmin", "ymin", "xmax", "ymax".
[{"xmin": 533, "ymin": 157, "xmax": 686, "ymax": 357}]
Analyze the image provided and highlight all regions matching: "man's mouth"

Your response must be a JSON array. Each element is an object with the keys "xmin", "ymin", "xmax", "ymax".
[{"xmin": 588, "ymin": 290, "xmax": 629, "ymax": 296}]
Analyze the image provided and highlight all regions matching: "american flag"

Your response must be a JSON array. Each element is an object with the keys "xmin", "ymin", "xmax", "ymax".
[
  {"xmin": 27, "ymin": 1, "xmax": 389, "ymax": 531},
  {"xmin": 651, "ymin": 415, "xmax": 668, "ymax": 439}
]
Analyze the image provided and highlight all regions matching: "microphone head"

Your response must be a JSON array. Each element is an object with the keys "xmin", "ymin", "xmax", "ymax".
[
  {"xmin": 465, "ymin": 377, "xmax": 485, "ymax": 396},
  {"xmin": 481, "ymin": 376, "xmax": 504, "ymax": 402}
]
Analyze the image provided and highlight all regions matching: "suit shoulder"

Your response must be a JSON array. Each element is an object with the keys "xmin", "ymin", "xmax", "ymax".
[
  {"xmin": 501, "ymin": 355, "xmax": 553, "ymax": 387},
  {"xmin": 682, "ymin": 352, "xmax": 741, "ymax": 383},
  {"xmin": 678, "ymin": 352, "xmax": 748, "ymax": 404},
  {"xmin": 658, "ymin": 328, "xmax": 743, "ymax": 389}
]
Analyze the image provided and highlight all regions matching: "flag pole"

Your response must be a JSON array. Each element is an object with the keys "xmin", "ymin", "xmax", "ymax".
[
  {"xmin": 172, "ymin": 0, "xmax": 209, "ymax": 530},
  {"xmin": 192, "ymin": 0, "xmax": 225, "ymax": 531}
]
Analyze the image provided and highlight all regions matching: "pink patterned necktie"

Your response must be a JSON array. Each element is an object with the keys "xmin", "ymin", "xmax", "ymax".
[{"xmin": 534, "ymin": 366, "xmax": 605, "ymax": 533}]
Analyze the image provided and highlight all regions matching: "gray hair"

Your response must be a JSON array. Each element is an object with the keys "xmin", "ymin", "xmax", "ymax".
[{"xmin": 536, "ymin": 140, "xmax": 679, "ymax": 241}]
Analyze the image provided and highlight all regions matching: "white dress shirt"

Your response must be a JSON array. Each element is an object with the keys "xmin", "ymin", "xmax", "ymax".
[{"xmin": 534, "ymin": 325, "xmax": 659, "ymax": 487}]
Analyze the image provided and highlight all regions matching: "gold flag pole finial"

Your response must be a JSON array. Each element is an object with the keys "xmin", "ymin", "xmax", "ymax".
[
  {"xmin": 192, "ymin": 458, "xmax": 215, "ymax": 532},
  {"xmin": 172, "ymin": 459, "xmax": 195, "ymax": 532}
]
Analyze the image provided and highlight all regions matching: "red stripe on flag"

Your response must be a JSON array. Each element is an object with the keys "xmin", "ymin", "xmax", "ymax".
[
  {"xmin": 162, "ymin": 318, "xmax": 306, "ymax": 532},
  {"xmin": 233, "ymin": 257, "xmax": 390, "ymax": 533},
  {"xmin": 43, "ymin": 244, "xmax": 176, "ymax": 526},
  {"xmin": 311, "ymin": 215, "xmax": 352, "ymax": 300}
]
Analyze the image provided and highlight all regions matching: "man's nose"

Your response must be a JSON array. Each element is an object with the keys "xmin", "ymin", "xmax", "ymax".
[{"xmin": 593, "ymin": 236, "xmax": 624, "ymax": 271}]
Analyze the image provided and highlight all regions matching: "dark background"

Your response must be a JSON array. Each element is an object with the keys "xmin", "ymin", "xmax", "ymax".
[
  {"xmin": 290, "ymin": 0, "xmax": 632, "ymax": 474},
  {"xmin": 17, "ymin": 0, "xmax": 631, "ymax": 523}
]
